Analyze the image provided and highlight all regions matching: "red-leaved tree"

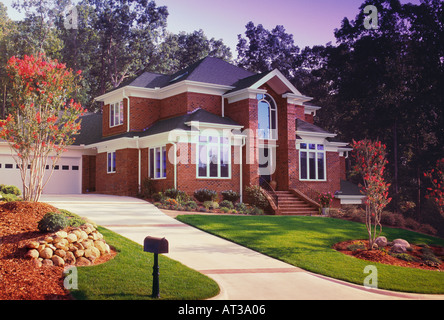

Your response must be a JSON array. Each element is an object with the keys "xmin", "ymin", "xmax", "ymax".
[
  {"xmin": 424, "ymin": 158, "xmax": 444, "ymax": 217},
  {"xmin": 0, "ymin": 54, "xmax": 85, "ymax": 202},
  {"xmin": 351, "ymin": 139, "xmax": 392, "ymax": 249}
]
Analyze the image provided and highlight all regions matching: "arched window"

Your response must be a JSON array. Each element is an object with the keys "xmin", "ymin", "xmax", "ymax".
[{"xmin": 257, "ymin": 93, "xmax": 277, "ymax": 139}]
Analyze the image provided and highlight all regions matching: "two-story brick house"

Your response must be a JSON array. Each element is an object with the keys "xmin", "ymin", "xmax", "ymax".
[{"xmin": 70, "ymin": 56, "xmax": 362, "ymax": 213}]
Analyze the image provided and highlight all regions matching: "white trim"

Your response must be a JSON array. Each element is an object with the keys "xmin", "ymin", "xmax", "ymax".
[
  {"xmin": 107, "ymin": 151, "xmax": 116, "ymax": 173},
  {"xmin": 95, "ymin": 81, "xmax": 234, "ymax": 104},
  {"xmin": 250, "ymin": 69, "xmax": 304, "ymax": 97},
  {"xmin": 149, "ymin": 145, "xmax": 167, "ymax": 180},
  {"xmin": 298, "ymin": 142, "xmax": 327, "ymax": 182},
  {"xmin": 335, "ymin": 194, "xmax": 366, "ymax": 205},
  {"xmin": 184, "ymin": 121, "xmax": 244, "ymax": 131},
  {"xmin": 257, "ymin": 93, "xmax": 278, "ymax": 140},
  {"xmin": 223, "ymin": 88, "xmax": 266, "ymax": 104},
  {"xmin": 303, "ymin": 104, "xmax": 322, "ymax": 116},
  {"xmin": 196, "ymin": 133, "xmax": 232, "ymax": 180},
  {"xmin": 282, "ymin": 93, "xmax": 313, "ymax": 105}
]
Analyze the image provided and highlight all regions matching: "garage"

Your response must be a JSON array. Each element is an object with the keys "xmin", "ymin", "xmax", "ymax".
[{"xmin": 0, "ymin": 153, "xmax": 82, "ymax": 194}]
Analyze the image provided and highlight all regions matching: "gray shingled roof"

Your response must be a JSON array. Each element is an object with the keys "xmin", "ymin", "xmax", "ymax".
[
  {"xmin": 74, "ymin": 109, "xmax": 241, "ymax": 146},
  {"xmin": 296, "ymin": 118, "xmax": 334, "ymax": 135},
  {"xmin": 118, "ymin": 56, "xmax": 256, "ymax": 91}
]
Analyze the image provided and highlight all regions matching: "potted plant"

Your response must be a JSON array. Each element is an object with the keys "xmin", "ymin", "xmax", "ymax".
[{"xmin": 318, "ymin": 192, "xmax": 333, "ymax": 215}]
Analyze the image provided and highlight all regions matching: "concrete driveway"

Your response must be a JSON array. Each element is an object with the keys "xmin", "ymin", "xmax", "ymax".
[{"xmin": 41, "ymin": 194, "xmax": 443, "ymax": 300}]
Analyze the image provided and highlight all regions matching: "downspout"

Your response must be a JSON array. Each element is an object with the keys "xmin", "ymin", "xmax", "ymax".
[
  {"xmin": 123, "ymin": 88, "xmax": 130, "ymax": 132},
  {"xmin": 221, "ymin": 95, "xmax": 225, "ymax": 117},
  {"xmin": 134, "ymin": 136, "xmax": 141, "ymax": 193},
  {"xmin": 168, "ymin": 136, "xmax": 178, "ymax": 190},
  {"xmin": 239, "ymin": 135, "xmax": 246, "ymax": 203}
]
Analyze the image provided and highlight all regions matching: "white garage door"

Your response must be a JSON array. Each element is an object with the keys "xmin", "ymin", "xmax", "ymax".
[{"xmin": 0, "ymin": 154, "xmax": 81, "ymax": 194}]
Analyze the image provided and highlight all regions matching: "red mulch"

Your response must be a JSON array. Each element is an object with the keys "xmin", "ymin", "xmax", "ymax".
[
  {"xmin": 0, "ymin": 201, "xmax": 115, "ymax": 300},
  {"xmin": 334, "ymin": 240, "xmax": 444, "ymax": 271}
]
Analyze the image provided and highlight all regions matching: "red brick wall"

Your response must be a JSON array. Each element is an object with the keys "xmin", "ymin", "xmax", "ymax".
[
  {"xmin": 129, "ymin": 97, "xmax": 160, "ymax": 131},
  {"xmin": 292, "ymin": 151, "xmax": 343, "ymax": 208},
  {"xmin": 82, "ymin": 155, "xmax": 96, "ymax": 193},
  {"xmin": 140, "ymin": 142, "xmax": 241, "ymax": 199},
  {"xmin": 159, "ymin": 92, "xmax": 222, "ymax": 120},
  {"xmin": 225, "ymin": 97, "xmax": 259, "ymax": 190},
  {"xmin": 95, "ymin": 149, "xmax": 139, "ymax": 196}
]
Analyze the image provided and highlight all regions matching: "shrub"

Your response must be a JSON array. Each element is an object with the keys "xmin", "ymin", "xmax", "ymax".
[
  {"xmin": 141, "ymin": 177, "xmax": 155, "ymax": 198},
  {"xmin": 203, "ymin": 201, "xmax": 219, "ymax": 209},
  {"xmin": 164, "ymin": 188, "xmax": 180, "ymax": 199},
  {"xmin": 0, "ymin": 193, "xmax": 21, "ymax": 202},
  {"xmin": 220, "ymin": 207, "xmax": 230, "ymax": 213},
  {"xmin": 347, "ymin": 242, "xmax": 366, "ymax": 251},
  {"xmin": 221, "ymin": 190, "xmax": 240, "ymax": 203},
  {"xmin": 38, "ymin": 212, "xmax": 68, "ymax": 232},
  {"xmin": 184, "ymin": 200, "xmax": 198, "ymax": 211},
  {"xmin": 0, "ymin": 184, "xmax": 21, "ymax": 196},
  {"xmin": 194, "ymin": 188, "xmax": 217, "ymax": 202},
  {"xmin": 404, "ymin": 218, "xmax": 421, "ymax": 231},
  {"xmin": 421, "ymin": 247, "xmax": 441, "ymax": 267},
  {"xmin": 235, "ymin": 202, "xmax": 248, "ymax": 214},
  {"xmin": 244, "ymin": 185, "xmax": 268, "ymax": 209},
  {"xmin": 219, "ymin": 200, "xmax": 234, "ymax": 209},
  {"xmin": 390, "ymin": 252, "xmax": 419, "ymax": 262},
  {"xmin": 418, "ymin": 224, "xmax": 437, "ymax": 236},
  {"xmin": 151, "ymin": 192, "xmax": 164, "ymax": 202},
  {"xmin": 248, "ymin": 206, "xmax": 264, "ymax": 215},
  {"xmin": 58, "ymin": 209, "xmax": 86, "ymax": 228}
]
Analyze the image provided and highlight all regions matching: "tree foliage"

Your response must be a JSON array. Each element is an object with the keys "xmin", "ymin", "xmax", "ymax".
[
  {"xmin": 351, "ymin": 139, "xmax": 392, "ymax": 248},
  {"xmin": 0, "ymin": 54, "xmax": 85, "ymax": 201}
]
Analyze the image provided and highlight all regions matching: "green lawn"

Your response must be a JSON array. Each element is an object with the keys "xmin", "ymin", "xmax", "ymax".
[
  {"xmin": 176, "ymin": 215, "xmax": 444, "ymax": 294},
  {"xmin": 70, "ymin": 227, "xmax": 220, "ymax": 300}
]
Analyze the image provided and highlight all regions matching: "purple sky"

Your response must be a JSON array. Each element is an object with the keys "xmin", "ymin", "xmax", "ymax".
[
  {"xmin": 3, "ymin": 0, "xmax": 422, "ymax": 53},
  {"xmin": 155, "ymin": 0, "xmax": 422, "ymax": 52}
]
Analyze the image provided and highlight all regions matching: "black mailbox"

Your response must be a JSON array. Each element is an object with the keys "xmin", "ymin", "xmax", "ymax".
[
  {"xmin": 144, "ymin": 236, "xmax": 169, "ymax": 254},
  {"xmin": 143, "ymin": 236, "xmax": 169, "ymax": 298}
]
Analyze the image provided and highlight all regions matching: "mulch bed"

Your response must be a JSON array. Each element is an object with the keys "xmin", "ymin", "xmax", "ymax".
[
  {"xmin": 0, "ymin": 201, "xmax": 114, "ymax": 300},
  {"xmin": 334, "ymin": 240, "xmax": 444, "ymax": 271}
]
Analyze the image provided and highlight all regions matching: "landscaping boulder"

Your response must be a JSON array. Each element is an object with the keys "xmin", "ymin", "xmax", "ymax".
[
  {"xmin": 375, "ymin": 236, "xmax": 388, "ymax": 248},
  {"xmin": 392, "ymin": 238, "xmax": 410, "ymax": 248},
  {"xmin": 24, "ymin": 223, "xmax": 111, "ymax": 268}
]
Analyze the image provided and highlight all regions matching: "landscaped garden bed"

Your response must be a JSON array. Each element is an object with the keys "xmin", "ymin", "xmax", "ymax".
[
  {"xmin": 334, "ymin": 239, "xmax": 444, "ymax": 271},
  {"xmin": 0, "ymin": 200, "xmax": 219, "ymax": 300},
  {"xmin": 147, "ymin": 187, "xmax": 270, "ymax": 215}
]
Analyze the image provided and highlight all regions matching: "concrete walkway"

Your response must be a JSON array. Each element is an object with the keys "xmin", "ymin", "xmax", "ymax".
[{"xmin": 41, "ymin": 194, "xmax": 444, "ymax": 300}]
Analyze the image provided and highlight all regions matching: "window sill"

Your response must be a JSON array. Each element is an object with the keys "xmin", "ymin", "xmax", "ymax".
[{"xmin": 196, "ymin": 177, "xmax": 232, "ymax": 180}]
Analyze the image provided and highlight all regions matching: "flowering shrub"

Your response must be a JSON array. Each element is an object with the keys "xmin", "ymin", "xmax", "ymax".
[
  {"xmin": 351, "ymin": 139, "xmax": 392, "ymax": 249},
  {"xmin": 317, "ymin": 192, "xmax": 334, "ymax": 208},
  {"xmin": 424, "ymin": 158, "xmax": 444, "ymax": 217},
  {"xmin": 0, "ymin": 54, "xmax": 85, "ymax": 201}
]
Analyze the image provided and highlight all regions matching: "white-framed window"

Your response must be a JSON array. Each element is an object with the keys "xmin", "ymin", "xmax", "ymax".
[
  {"xmin": 299, "ymin": 142, "xmax": 326, "ymax": 181},
  {"xmin": 107, "ymin": 151, "xmax": 116, "ymax": 173},
  {"xmin": 110, "ymin": 101, "xmax": 124, "ymax": 127},
  {"xmin": 257, "ymin": 93, "xmax": 277, "ymax": 140},
  {"xmin": 149, "ymin": 146, "xmax": 167, "ymax": 179},
  {"xmin": 197, "ymin": 135, "xmax": 231, "ymax": 179}
]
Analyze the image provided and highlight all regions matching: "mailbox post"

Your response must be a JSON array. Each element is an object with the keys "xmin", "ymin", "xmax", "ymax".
[{"xmin": 144, "ymin": 236, "xmax": 169, "ymax": 298}]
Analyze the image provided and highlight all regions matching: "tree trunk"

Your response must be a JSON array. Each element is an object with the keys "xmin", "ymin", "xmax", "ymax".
[{"xmin": 393, "ymin": 118, "xmax": 399, "ymax": 213}]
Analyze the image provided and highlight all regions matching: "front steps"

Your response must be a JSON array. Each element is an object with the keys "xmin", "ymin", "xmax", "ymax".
[{"xmin": 275, "ymin": 190, "xmax": 319, "ymax": 215}]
